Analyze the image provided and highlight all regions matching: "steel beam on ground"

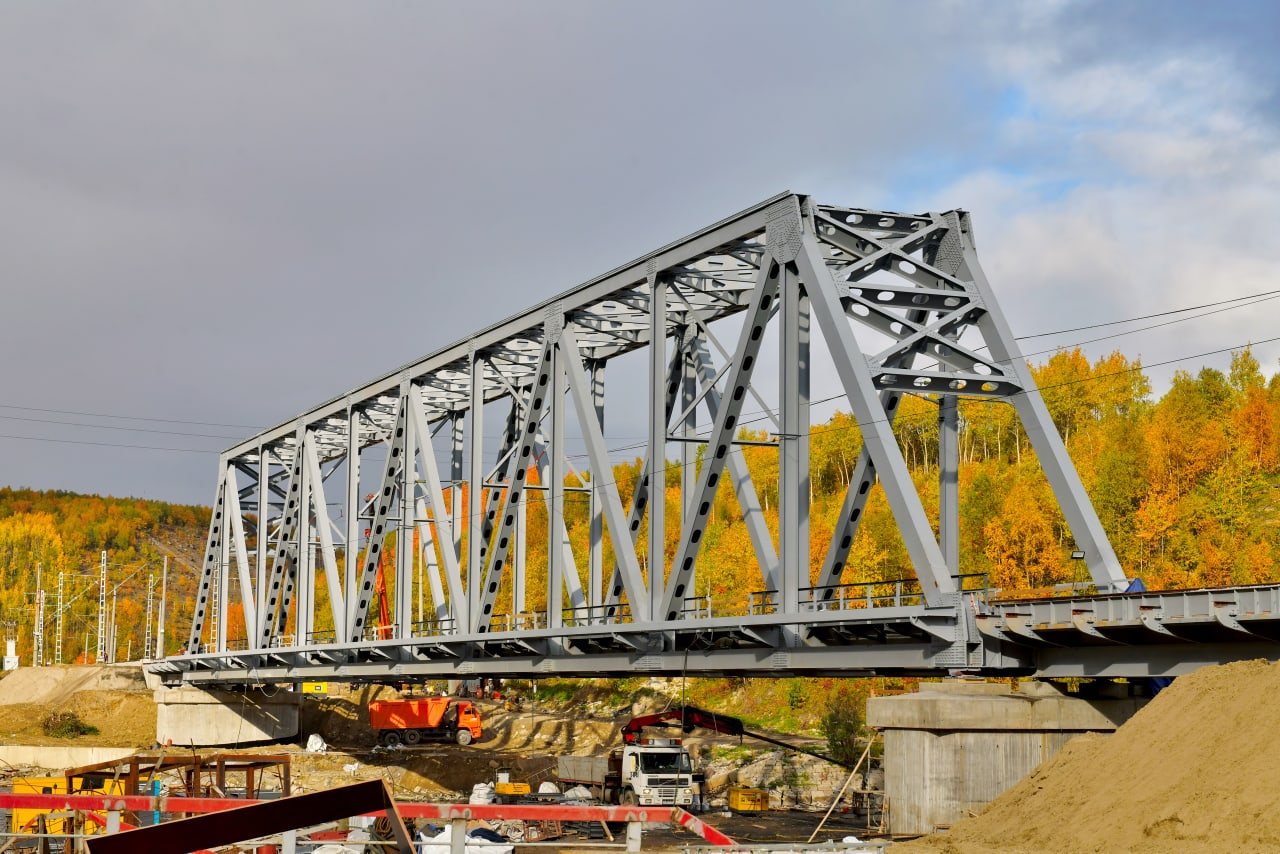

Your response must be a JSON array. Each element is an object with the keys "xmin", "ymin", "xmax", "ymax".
[{"xmin": 82, "ymin": 779, "xmax": 411, "ymax": 854}]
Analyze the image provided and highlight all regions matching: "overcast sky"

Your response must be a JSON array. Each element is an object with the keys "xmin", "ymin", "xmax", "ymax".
[{"xmin": 2, "ymin": 1, "xmax": 1278, "ymax": 506}]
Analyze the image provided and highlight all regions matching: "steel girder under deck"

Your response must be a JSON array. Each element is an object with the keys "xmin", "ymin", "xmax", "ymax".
[
  {"xmin": 158, "ymin": 583, "xmax": 1280, "ymax": 684},
  {"xmin": 160, "ymin": 192, "xmax": 1137, "ymax": 687}
]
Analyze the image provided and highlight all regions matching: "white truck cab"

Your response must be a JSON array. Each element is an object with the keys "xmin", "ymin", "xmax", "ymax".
[{"xmin": 620, "ymin": 738, "xmax": 694, "ymax": 806}]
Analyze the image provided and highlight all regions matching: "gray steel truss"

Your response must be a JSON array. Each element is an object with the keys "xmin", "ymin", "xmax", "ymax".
[{"xmin": 159, "ymin": 192, "xmax": 1265, "ymax": 688}]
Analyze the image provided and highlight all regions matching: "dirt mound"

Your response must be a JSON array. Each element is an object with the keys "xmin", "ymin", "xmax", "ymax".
[
  {"xmin": 0, "ymin": 691, "xmax": 157, "ymax": 747},
  {"xmin": 0, "ymin": 665, "xmax": 148, "ymax": 707},
  {"xmin": 897, "ymin": 659, "xmax": 1280, "ymax": 853},
  {"xmin": 0, "ymin": 665, "xmax": 155, "ymax": 747}
]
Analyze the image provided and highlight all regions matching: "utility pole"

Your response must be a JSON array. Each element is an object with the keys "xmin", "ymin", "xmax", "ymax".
[
  {"xmin": 157, "ymin": 556, "xmax": 168, "ymax": 659},
  {"xmin": 144, "ymin": 572, "xmax": 155, "ymax": 662},
  {"xmin": 96, "ymin": 550, "xmax": 107, "ymax": 663},
  {"xmin": 56, "ymin": 571, "xmax": 64, "ymax": 665},
  {"xmin": 32, "ymin": 562, "xmax": 44, "ymax": 667}
]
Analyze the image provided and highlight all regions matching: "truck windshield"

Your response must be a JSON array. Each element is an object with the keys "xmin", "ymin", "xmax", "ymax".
[{"xmin": 638, "ymin": 752, "xmax": 692, "ymax": 774}]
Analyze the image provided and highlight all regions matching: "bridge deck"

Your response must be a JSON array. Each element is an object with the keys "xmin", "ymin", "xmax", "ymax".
[{"xmin": 150, "ymin": 584, "xmax": 1280, "ymax": 685}]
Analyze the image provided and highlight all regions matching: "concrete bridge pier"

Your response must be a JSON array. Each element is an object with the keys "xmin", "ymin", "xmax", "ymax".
[
  {"xmin": 155, "ymin": 686, "xmax": 300, "ymax": 746},
  {"xmin": 866, "ymin": 680, "xmax": 1147, "ymax": 835}
]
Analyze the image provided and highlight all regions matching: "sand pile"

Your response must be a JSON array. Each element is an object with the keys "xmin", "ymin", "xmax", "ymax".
[
  {"xmin": 0, "ymin": 665, "xmax": 155, "ymax": 747},
  {"xmin": 897, "ymin": 659, "xmax": 1280, "ymax": 853},
  {"xmin": 0, "ymin": 664, "xmax": 147, "ymax": 706}
]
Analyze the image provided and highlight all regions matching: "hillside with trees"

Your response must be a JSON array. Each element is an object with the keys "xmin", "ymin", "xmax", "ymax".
[
  {"xmin": 0, "ymin": 489, "xmax": 206, "ymax": 664},
  {"xmin": 505, "ymin": 347, "xmax": 1280, "ymax": 615}
]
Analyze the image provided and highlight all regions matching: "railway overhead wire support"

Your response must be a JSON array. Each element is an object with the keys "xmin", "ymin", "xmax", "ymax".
[{"xmin": 154, "ymin": 193, "xmax": 1280, "ymax": 687}]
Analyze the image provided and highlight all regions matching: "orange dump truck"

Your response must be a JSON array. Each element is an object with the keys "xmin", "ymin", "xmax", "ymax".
[{"xmin": 368, "ymin": 696, "xmax": 483, "ymax": 746}]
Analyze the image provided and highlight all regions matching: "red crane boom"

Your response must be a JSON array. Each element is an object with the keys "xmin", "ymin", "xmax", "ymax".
[{"xmin": 621, "ymin": 705, "xmax": 852, "ymax": 768}]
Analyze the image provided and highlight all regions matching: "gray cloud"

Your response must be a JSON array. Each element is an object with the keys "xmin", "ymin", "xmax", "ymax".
[{"xmin": 0, "ymin": 1, "xmax": 1276, "ymax": 503}]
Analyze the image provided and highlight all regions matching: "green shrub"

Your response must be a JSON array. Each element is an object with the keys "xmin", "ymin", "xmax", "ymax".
[
  {"xmin": 819, "ymin": 690, "xmax": 863, "ymax": 766},
  {"xmin": 41, "ymin": 711, "xmax": 99, "ymax": 738}
]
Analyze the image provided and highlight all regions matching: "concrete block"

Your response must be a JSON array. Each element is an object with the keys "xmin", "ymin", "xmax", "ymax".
[
  {"xmin": 868, "ymin": 678, "xmax": 1147, "ymax": 835},
  {"xmin": 155, "ymin": 687, "xmax": 300, "ymax": 746},
  {"xmin": 0, "ymin": 745, "xmax": 137, "ymax": 771},
  {"xmin": 867, "ymin": 681, "xmax": 1144, "ymax": 732}
]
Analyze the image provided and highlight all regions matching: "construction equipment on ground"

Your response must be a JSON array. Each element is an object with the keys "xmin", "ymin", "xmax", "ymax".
[
  {"xmin": 556, "ymin": 705, "xmax": 852, "ymax": 807},
  {"xmin": 622, "ymin": 704, "xmax": 854, "ymax": 767},
  {"xmin": 556, "ymin": 740, "xmax": 696, "ymax": 807},
  {"xmin": 369, "ymin": 695, "xmax": 483, "ymax": 746}
]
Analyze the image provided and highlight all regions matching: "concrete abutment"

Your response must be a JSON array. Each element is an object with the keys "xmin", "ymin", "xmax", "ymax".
[
  {"xmin": 154, "ymin": 686, "xmax": 300, "ymax": 746},
  {"xmin": 866, "ymin": 679, "xmax": 1147, "ymax": 835}
]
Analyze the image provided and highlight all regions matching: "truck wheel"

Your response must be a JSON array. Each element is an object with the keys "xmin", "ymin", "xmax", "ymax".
[
  {"xmin": 383, "ymin": 731, "xmax": 402, "ymax": 747},
  {"xmin": 456, "ymin": 729, "xmax": 473, "ymax": 746},
  {"xmin": 620, "ymin": 790, "xmax": 636, "ymax": 806},
  {"xmin": 403, "ymin": 729, "xmax": 422, "ymax": 746}
]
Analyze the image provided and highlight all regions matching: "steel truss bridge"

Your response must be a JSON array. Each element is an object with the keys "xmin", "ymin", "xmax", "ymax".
[{"xmin": 152, "ymin": 193, "xmax": 1280, "ymax": 688}]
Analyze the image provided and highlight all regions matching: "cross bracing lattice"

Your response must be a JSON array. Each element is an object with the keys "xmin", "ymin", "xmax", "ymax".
[{"xmin": 161, "ymin": 191, "xmax": 1238, "ymax": 687}]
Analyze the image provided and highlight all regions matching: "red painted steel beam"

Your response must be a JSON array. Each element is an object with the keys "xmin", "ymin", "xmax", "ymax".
[
  {"xmin": 1, "ymin": 792, "xmax": 737, "ymax": 848},
  {"xmin": 393, "ymin": 803, "xmax": 735, "ymax": 845},
  {"xmin": 670, "ymin": 807, "xmax": 737, "ymax": 847},
  {"xmin": 395, "ymin": 802, "xmax": 676, "ymax": 821},
  {"xmin": 82, "ymin": 780, "xmax": 412, "ymax": 854},
  {"xmin": 0, "ymin": 794, "xmax": 252, "ymax": 813}
]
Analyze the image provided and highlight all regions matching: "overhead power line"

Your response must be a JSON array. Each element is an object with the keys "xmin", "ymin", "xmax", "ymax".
[
  {"xmin": 3, "ymin": 290, "xmax": 1277, "ymax": 461},
  {"xmin": 0, "ymin": 413, "xmax": 243, "ymax": 440},
  {"xmin": 0, "ymin": 433, "xmax": 217, "ymax": 454},
  {"xmin": 0, "ymin": 403, "xmax": 259, "ymax": 430},
  {"xmin": 1016, "ymin": 288, "xmax": 1280, "ymax": 339}
]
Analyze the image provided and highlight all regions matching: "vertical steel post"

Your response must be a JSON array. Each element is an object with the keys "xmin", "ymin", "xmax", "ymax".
[
  {"xmin": 344, "ymin": 408, "xmax": 361, "ymax": 641},
  {"xmin": 467, "ymin": 353, "xmax": 485, "ymax": 633},
  {"xmin": 588, "ymin": 359, "xmax": 605, "ymax": 613},
  {"xmin": 450, "ymin": 818, "xmax": 467, "ymax": 854},
  {"xmin": 214, "ymin": 463, "xmax": 241, "ymax": 650},
  {"xmin": 256, "ymin": 445, "xmax": 268, "ymax": 614},
  {"xmin": 294, "ymin": 444, "xmax": 314, "ymax": 646},
  {"xmin": 217, "ymin": 498, "xmax": 231, "ymax": 651},
  {"xmin": 451, "ymin": 413, "xmax": 465, "ymax": 562},
  {"xmin": 514, "ymin": 479, "xmax": 527, "ymax": 616},
  {"xmin": 779, "ymin": 267, "xmax": 811, "ymax": 615},
  {"xmin": 939, "ymin": 396, "xmax": 960, "ymax": 575},
  {"xmin": 680, "ymin": 331, "xmax": 698, "ymax": 600},
  {"xmin": 158, "ymin": 556, "xmax": 167, "ymax": 659},
  {"xmin": 397, "ymin": 385, "xmax": 417, "ymax": 639},
  {"xmin": 648, "ymin": 274, "xmax": 667, "ymax": 619},
  {"xmin": 548, "ymin": 320, "xmax": 565, "ymax": 628}
]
